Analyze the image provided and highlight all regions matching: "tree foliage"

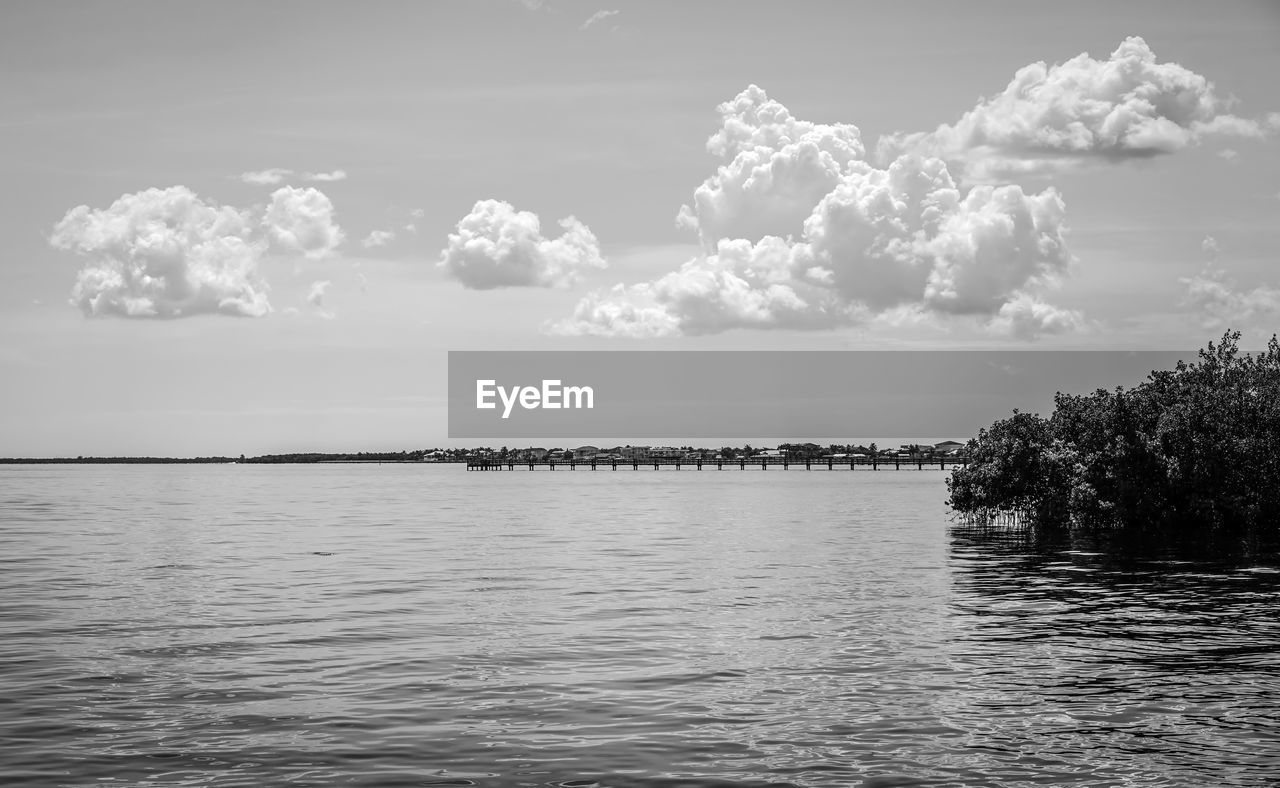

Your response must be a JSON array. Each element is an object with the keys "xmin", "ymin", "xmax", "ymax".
[{"xmin": 948, "ymin": 331, "xmax": 1280, "ymax": 530}]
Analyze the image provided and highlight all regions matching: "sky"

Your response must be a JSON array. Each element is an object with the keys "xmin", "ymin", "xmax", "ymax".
[{"xmin": 2, "ymin": 0, "xmax": 1279, "ymax": 456}]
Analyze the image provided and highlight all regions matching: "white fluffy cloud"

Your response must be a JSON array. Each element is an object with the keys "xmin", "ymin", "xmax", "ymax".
[
  {"xmin": 51, "ymin": 185, "xmax": 352, "ymax": 319},
  {"xmin": 553, "ymin": 44, "xmax": 1270, "ymax": 339},
  {"xmin": 881, "ymin": 37, "xmax": 1271, "ymax": 179},
  {"xmin": 439, "ymin": 199, "xmax": 606, "ymax": 289},
  {"xmin": 264, "ymin": 187, "xmax": 345, "ymax": 258},
  {"xmin": 552, "ymin": 89, "xmax": 1077, "ymax": 339},
  {"xmin": 677, "ymin": 85, "xmax": 865, "ymax": 245},
  {"xmin": 50, "ymin": 186, "xmax": 271, "ymax": 318}
]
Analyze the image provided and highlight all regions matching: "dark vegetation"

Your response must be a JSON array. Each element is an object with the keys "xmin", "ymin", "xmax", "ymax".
[{"xmin": 948, "ymin": 331, "xmax": 1280, "ymax": 531}]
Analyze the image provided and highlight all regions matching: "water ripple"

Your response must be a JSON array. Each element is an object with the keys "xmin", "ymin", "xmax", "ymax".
[{"xmin": 0, "ymin": 464, "xmax": 1277, "ymax": 786}]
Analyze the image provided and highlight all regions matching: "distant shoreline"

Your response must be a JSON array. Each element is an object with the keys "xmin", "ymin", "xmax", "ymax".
[
  {"xmin": 0, "ymin": 456, "xmax": 430, "ymax": 465},
  {"xmin": 0, "ymin": 442, "xmax": 965, "ymax": 466}
]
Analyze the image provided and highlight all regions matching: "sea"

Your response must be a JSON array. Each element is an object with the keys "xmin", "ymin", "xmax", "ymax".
[{"xmin": 1, "ymin": 464, "xmax": 1278, "ymax": 787}]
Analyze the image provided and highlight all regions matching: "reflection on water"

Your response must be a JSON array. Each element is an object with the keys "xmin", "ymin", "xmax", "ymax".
[
  {"xmin": 0, "ymin": 464, "xmax": 1277, "ymax": 787},
  {"xmin": 946, "ymin": 523, "xmax": 1280, "ymax": 787}
]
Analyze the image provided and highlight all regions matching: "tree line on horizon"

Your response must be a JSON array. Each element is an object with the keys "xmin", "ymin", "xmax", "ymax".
[{"xmin": 2, "ymin": 442, "xmax": 960, "ymax": 465}]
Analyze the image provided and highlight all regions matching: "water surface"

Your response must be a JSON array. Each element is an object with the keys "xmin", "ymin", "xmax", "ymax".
[{"xmin": 1, "ymin": 465, "xmax": 1277, "ymax": 786}]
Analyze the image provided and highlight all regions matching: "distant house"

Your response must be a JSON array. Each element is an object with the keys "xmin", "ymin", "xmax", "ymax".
[
  {"xmin": 651, "ymin": 446, "xmax": 682, "ymax": 458},
  {"xmin": 935, "ymin": 440, "xmax": 966, "ymax": 455},
  {"xmin": 516, "ymin": 447, "xmax": 548, "ymax": 461},
  {"xmin": 756, "ymin": 449, "xmax": 785, "ymax": 458},
  {"xmin": 573, "ymin": 445, "xmax": 600, "ymax": 459},
  {"xmin": 620, "ymin": 445, "xmax": 650, "ymax": 460}
]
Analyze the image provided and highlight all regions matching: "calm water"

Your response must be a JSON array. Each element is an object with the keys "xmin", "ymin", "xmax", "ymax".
[{"xmin": 1, "ymin": 465, "xmax": 1278, "ymax": 787}]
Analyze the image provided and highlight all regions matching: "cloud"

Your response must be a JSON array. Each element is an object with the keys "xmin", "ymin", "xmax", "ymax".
[
  {"xmin": 362, "ymin": 229, "xmax": 396, "ymax": 248},
  {"xmin": 1217, "ymin": 148, "xmax": 1240, "ymax": 162},
  {"xmin": 580, "ymin": 9, "xmax": 619, "ymax": 29},
  {"xmin": 306, "ymin": 279, "xmax": 335, "ymax": 319},
  {"xmin": 404, "ymin": 208, "xmax": 426, "ymax": 234},
  {"xmin": 1181, "ymin": 239, "xmax": 1280, "ymax": 329},
  {"xmin": 551, "ymin": 88, "xmax": 1077, "ymax": 339},
  {"xmin": 239, "ymin": 168, "xmax": 347, "ymax": 185},
  {"xmin": 306, "ymin": 279, "xmax": 330, "ymax": 307},
  {"xmin": 264, "ymin": 186, "xmax": 345, "ymax": 258},
  {"xmin": 880, "ymin": 37, "xmax": 1272, "ymax": 179},
  {"xmin": 1181, "ymin": 265, "xmax": 1280, "ymax": 330},
  {"xmin": 49, "ymin": 186, "xmax": 271, "ymax": 318},
  {"xmin": 549, "ymin": 283, "xmax": 683, "ymax": 338},
  {"xmin": 553, "ymin": 46, "xmax": 1269, "ymax": 340},
  {"xmin": 677, "ymin": 85, "xmax": 865, "ymax": 246},
  {"xmin": 439, "ymin": 199, "xmax": 606, "ymax": 289},
  {"xmin": 240, "ymin": 168, "xmax": 292, "ymax": 185},
  {"xmin": 986, "ymin": 294, "xmax": 1085, "ymax": 339},
  {"xmin": 303, "ymin": 169, "xmax": 347, "ymax": 182}
]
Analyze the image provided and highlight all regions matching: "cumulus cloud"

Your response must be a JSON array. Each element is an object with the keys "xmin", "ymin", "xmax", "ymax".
[
  {"xmin": 264, "ymin": 186, "xmax": 345, "ymax": 258},
  {"xmin": 50, "ymin": 186, "xmax": 271, "ymax": 318},
  {"xmin": 580, "ymin": 9, "xmax": 619, "ymax": 29},
  {"xmin": 362, "ymin": 229, "xmax": 396, "ymax": 248},
  {"xmin": 880, "ymin": 37, "xmax": 1272, "ymax": 179},
  {"xmin": 51, "ymin": 184, "xmax": 355, "ymax": 319},
  {"xmin": 677, "ymin": 84, "xmax": 865, "ymax": 245},
  {"xmin": 439, "ymin": 199, "xmax": 606, "ymax": 289},
  {"xmin": 551, "ymin": 88, "xmax": 1077, "ymax": 339},
  {"xmin": 555, "ymin": 48, "xmax": 1272, "ymax": 339}
]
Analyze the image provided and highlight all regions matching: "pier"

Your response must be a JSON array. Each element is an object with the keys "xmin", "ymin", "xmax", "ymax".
[{"xmin": 466, "ymin": 456, "xmax": 966, "ymax": 471}]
